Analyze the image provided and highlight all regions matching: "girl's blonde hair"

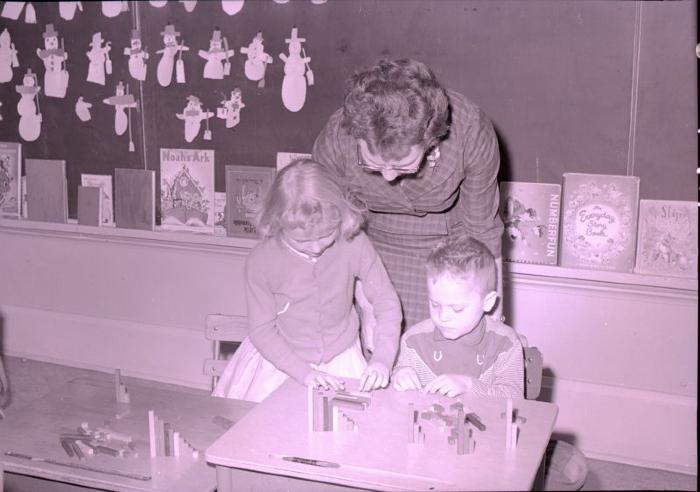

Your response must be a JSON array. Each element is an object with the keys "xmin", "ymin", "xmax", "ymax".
[{"xmin": 256, "ymin": 159, "xmax": 364, "ymax": 239}]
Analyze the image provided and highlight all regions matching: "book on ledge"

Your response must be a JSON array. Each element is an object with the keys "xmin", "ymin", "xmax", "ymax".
[
  {"xmin": 114, "ymin": 168, "xmax": 155, "ymax": 231},
  {"xmin": 160, "ymin": 148, "xmax": 215, "ymax": 233},
  {"xmin": 559, "ymin": 173, "xmax": 640, "ymax": 273},
  {"xmin": 634, "ymin": 199, "xmax": 697, "ymax": 278},
  {"xmin": 0, "ymin": 141, "xmax": 22, "ymax": 218},
  {"xmin": 499, "ymin": 181, "xmax": 561, "ymax": 265},
  {"xmin": 25, "ymin": 158, "xmax": 68, "ymax": 224}
]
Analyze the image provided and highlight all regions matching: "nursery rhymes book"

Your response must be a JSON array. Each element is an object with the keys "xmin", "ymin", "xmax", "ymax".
[
  {"xmin": 634, "ymin": 200, "xmax": 697, "ymax": 278},
  {"xmin": 559, "ymin": 173, "xmax": 640, "ymax": 272},
  {"xmin": 225, "ymin": 165, "xmax": 275, "ymax": 238},
  {"xmin": 160, "ymin": 148, "xmax": 215, "ymax": 233},
  {"xmin": 499, "ymin": 181, "xmax": 561, "ymax": 265},
  {"xmin": 0, "ymin": 142, "xmax": 22, "ymax": 217}
]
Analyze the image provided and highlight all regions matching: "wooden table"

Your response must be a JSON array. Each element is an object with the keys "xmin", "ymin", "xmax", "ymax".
[
  {"xmin": 0, "ymin": 375, "xmax": 255, "ymax": 492},
  {"xmin": 207, "ymin": 379, "xmax": 558, "ymax": 491}
]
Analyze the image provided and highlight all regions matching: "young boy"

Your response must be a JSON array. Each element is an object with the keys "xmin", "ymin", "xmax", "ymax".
[{"xmin": 392, "ymin": 235, "xmax": 524, "ymax": 398}]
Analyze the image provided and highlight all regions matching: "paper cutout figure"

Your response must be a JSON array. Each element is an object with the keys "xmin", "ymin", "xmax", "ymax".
[
  {"xmin": 75, "ymin": 96, "xmax": 92, "ymax": 122},
  {"xmin": 217, "ymin": 88, "xmax": 245, "ymax": 129},
  {"xmin": 199, "ymin": 28, "xmax": 234, "ymax": 80},
  {"xmin": 16, "ymin": 68, "xmax": 42, "ymax": 141},
  {"xmin": 102, "ymin": 1, "xmax": 123, "ymax": 17},
  {"xmin": 221, "ymin": 0, "xmax": 244, "ymax": 15},
  {"xmin": 37, "ymin": 24, "xmax": 69, "ymax": 98},
  {"xmin": 176, "ymin": 95, "xmax": 213, "ymax": 143},
  {"xmin": 0, "ymin": 29, "xmax": 20, "ymax": 83},
  {"xmin": 124, "ymin": 29, "xmax": 149, "ymax": 82},
  {"xmin": 86, "ymin": 32, "xmax": 111, "ymax": 85},
  {"xmin": 279, "ymin": 27, "xmax": 311, "ymax": 112},
  {"xmin": 1, "ymin": 2, "xmax": 25, "ymax": 20},
  {"xmin": 149, "ymin": 0, "xmax": 167, "ymax": 6},
  {"xmin": 240, "ymin": 31, "xmax": 272, "ymax": 85},
  {"xmin": 103, "ymin": 81, "xmax": 137, "ymax": 135},
  {"xmin": 156, "ymin": 24, "xmax": 188, "ymax": 87},
  {"xmin": 180, "ymin": 0, "xmax": 197, "ymax": 12},
  {"xmin": 59, "ymin": 1, "xmax": 83, "ymax": 20}
]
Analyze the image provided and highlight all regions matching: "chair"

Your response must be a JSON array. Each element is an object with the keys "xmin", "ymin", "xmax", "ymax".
[
  {"xmin": 204, "ymin": 314, "xmax": 248, "ymax": 391},
  {"xmin": 524, "ymin": 345, "xmax": 543, "ymax": 400}
]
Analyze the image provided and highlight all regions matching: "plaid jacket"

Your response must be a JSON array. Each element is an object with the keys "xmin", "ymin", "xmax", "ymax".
[{"xmin": 312, "ymin": 90, "xmax": 503, "ymax": 258}]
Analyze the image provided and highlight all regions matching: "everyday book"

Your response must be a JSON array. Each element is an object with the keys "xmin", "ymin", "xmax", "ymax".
[
  {"xmin": 499, "ymin": 181, "xmax": 561, "ymax": 265},
  {"xmin": 25, "ymin": 158, "xmax": 68, "ymax": 224},
  {"xmin": 0, "ymin": 141, "xmax": 22, "ymax": 217},
  {"xmin": 160, "ymin": 148, "xmax": 215, "ymax": 233},
  {"xmin": 225, "ymin": 165, "xmax": 275, "ymax": 238},
  {"xmin": 559, "ymin": 173, "xmax": 640, "ymax": 272},
  {"xmin": 634, "ymin": 200, "xmax": 697, "ymax": 278},
  {"xmin": 114, "ymin": 168, "xmax": 155, "ymax": 231}
]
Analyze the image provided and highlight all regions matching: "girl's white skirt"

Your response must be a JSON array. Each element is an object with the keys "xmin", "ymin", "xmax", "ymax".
[{"xmin": 212, "ymin": 336, "xmax": 367, "ymax": 402}]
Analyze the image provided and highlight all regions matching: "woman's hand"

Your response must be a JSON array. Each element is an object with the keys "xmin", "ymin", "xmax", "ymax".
[
  {"xmin": 391, "ymin": 367, "xmax": 422, "ymax": 392},
  {"xmin": 303, "ymin": 370, "xmax": 345, "ymax": 391},
  {"xmin": 421, "ymin": 374, "xmax": 472, "ymax": 398}
]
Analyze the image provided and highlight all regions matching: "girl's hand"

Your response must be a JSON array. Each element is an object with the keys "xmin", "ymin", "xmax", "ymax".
[
  {"xmin": 359, "ymin": 362, "xmax": 389, "ymax": 392},
  {"xmin": 304, "ymin": 370, "xmax": 345, "ymax": 391},
  {"xmin": 392, "ymin": 367, "xmax": 422, "ymax": 392},
  {"xmin": 421, "ymin": 374, "xmax": 472, "ymax": 398}
]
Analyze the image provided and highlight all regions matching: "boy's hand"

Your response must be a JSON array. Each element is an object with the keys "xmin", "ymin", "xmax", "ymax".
[
  {"xmin": 392, "ymin": 367, "xmax": 422, "ymax": 392},
  {"xmin": 359, "ymin": 362, "xmax": 389, "ymax": 391},
  {"xmin": 304, "ymin": 370, "xmax": 345, "ymax": 391},
  {"xmin": 422, "ymin": 374, "xmax": 472, "ymax": 397}
]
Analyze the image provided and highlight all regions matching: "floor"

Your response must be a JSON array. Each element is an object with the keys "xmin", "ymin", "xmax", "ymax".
[{"xmin": 0, "ymin": 356, "xmax": 697, "ymax": 491}]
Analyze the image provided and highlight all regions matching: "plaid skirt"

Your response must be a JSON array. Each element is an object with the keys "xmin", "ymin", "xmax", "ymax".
[{"xmin": 367, "ymin": 227, "xmax": 453, "ymax": 330}]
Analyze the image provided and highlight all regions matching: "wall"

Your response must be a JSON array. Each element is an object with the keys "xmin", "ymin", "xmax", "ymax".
[{"xmin": 0, "ymin": 220, "xmax": 696, "ymax": 474}]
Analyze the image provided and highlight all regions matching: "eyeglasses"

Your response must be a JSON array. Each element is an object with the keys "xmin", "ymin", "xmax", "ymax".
[{"xmin": 356, "ymin": 143, "xmax": 425, "ymax": 175}]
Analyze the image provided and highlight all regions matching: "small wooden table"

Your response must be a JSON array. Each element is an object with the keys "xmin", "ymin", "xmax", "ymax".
[
  {"xmin": 0, "ymin": 376, "xmax": 255, "ymax": 492},
  {"xmin": 207, "ymin": 379, "xmax": 558, "ymax": 491}
]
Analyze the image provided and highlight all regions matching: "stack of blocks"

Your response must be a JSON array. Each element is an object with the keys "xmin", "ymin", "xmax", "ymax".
[
  {"xmin": 505, "ymin": 398, "xmax": 519, "ymax": 450},
  {"xmin": 408, "ymin": 402, "xmax": 478, "ymax": 455},
  {"xmin": 148, "ymin": 409, "xmax": 199, "ymax": 459},
  {"xmin": 307, "ymin": 386, "xmax": 371, "ymax": 433},
  {"xmin": 59, "ymin": 422, "xmax": 135, "ymax": 460}
]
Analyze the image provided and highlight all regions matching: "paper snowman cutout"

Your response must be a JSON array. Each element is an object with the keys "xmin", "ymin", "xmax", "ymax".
[
  {"xmin": 102, "ymin": 1, "xmax": 125, "ymax": 18},
  {"xmin": 15, "ymin": 68, "xmax": 42, "ymax": 141},
  {"xmin": 217, "ymin": 88, "xmax": 245, "ymax": 129},
  {"xmin": 103, "ymin": 81, "xmax": 137, "ymax": 135},
  {"xmin": 240, "ymin": 31, "xmax": 272, "ymax": 84},
  {"xmin": 198, "ymin": 28, "xmax": 234, "ymax": 80},
  {"xmin": 59, "ymin": 1, "xmax": 83, "ymax": 20},
  {"xmin": 156, "ymin": 24, "xmax": 189, "ymax": 87},
  {"xmin": 1, "ymin": 2, "xmax": 36, "ymax": 23},
  {"xmin": 75, "ymin": 96, "xmax": 92, "ymax": 122},
  {"xmin": 36, "ymin": 24, "xmax": 69, "ymax": 98},
  {"xmin": 181, "ymin": 0, "xmax": 197, "ymax": 12},
  {"xmin": 124, "ymin": 29, "xmax": 149, "ymax": 82},
  {"xmin": 221, "ymin": 0, "xmax": 244, "ymax": 15},
  {"xmin": 279, "ymin": 27, "xmax": 312, "ymax": 112},
  {"xmin": 149, "ymin": 0, "xmax": 167, "ymax": 7},
  {"xmin": 0, "ymin": 28, "xmax": 20, "ymax": 83},
  {"xmin": 176, "ymin": 95, "xmax": 214, "ymax": 143},
  {"xmin": 86, "ymin": 32, "xmax": 112, "ymax": 85}
]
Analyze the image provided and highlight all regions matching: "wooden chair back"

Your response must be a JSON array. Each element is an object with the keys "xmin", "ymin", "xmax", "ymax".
[
  {"xmin": 524, "ymin": 346, "xmax": 543, "ymax": 400},
  {"xmin": 204, "ymin": 314, "xmax": 248, "ymax": 391}
]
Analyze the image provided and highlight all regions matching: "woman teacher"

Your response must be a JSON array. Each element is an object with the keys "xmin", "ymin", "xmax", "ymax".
[{"xmin": 312, "ymin": 58, "xmax": 504, "ymax": 329}]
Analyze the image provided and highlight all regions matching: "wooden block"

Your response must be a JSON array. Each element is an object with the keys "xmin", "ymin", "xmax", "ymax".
[
  {"xmin": 173, "ymin": 431, "xmax": 181, "ymax": 458},
  {"xmin": 505, "ymin": 399, "xmax": 514, "ymax": 449},
  {"xmin": 164, "ymin": 422, "xmax": 172, "ymax": 457},
  {"xmin": 25, "ymin": 159, "xmax": 68, "ymax": 223},
  {"xmin": 114, "ymin": 168, "xmax": 155, "ymax": 231},
  {"xmin": 156, "ymin": 416, "xmax": 166, "ymax": 457},
  {"xmin": 77, "ymin": 186, "xmax": 102, "ymax": 226}
]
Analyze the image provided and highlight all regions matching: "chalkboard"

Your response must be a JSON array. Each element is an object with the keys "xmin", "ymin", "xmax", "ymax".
[{"xmin": 0, "ymin": 0, "xmax": 695, "ymax": 220}]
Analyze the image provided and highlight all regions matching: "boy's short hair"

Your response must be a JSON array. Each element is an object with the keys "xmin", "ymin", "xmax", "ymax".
[{"xmin": 426, "ymin": 235, "xmax": 496, "ymax": 293}]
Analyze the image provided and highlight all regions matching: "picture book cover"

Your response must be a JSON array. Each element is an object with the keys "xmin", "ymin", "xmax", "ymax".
[
  {"xmin": 276, "ymin": 151, "xmax": 311, "ymax": 171},
  {"xmin": 225, "ymin": 165, "xmax": 275, "ymax": 238},
  {"xmin": 25, "ymin": 159, "xmax": 68, "ymax": 224},
  {"xmin": 160, "ymin": 148, "xmax": 215, "ymax": 233},
  {"xmin": 77, "ymin": 186, "xmax": 102, "ymax": 227},
  {"xmin": 634, "ymin": 200, "xmax": 697, "ymax": 278},
  {"xmin": 81, "ymin": 174, "xmax": 114, "ymax": 226},
  {"xmin": 0, "ymin": 141, "xmax": 22, "ymax": 217},
  {"xmin": 499, "ymin": 181, "xmax": 561, "ymax": 265},
  {"xmin": 114, "ymin": 168, "xmax": 155, "ymax": 231},
  {"xmin": 214, "ymin": 191, "xmax": 226, "ymax": 236},
  {"xmin": 559, "ymin": 173, "xmax": 640, "ymax": 272}
]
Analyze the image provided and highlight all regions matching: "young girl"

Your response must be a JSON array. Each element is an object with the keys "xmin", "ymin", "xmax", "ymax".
[{"xmin": 213, "ymin": 159, "xmax": 402, "ymax": 402}]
